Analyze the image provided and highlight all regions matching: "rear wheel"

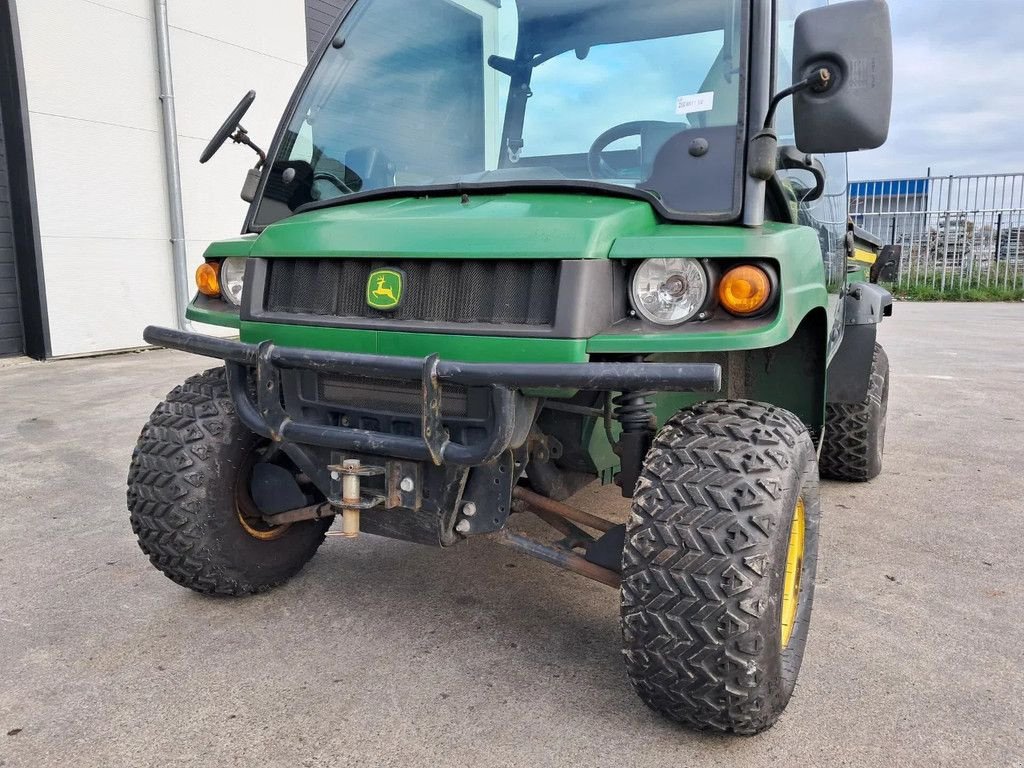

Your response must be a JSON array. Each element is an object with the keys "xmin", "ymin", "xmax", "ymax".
[
  {"xmin": 127, "ymin": 368, "xmax": 331, "ymax": 596},
  {"xmin": 621, "ymin": 400, "xmax": 820, "ymax": 735},
  {"xmin": 820, "ymin": 343, "xmax": 889, "ymax": 482}
]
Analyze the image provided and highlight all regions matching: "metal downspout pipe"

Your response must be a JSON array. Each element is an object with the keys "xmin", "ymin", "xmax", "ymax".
[{"xmin": 152, "ymin": 0, "xmax": 192, "ymax": 331}]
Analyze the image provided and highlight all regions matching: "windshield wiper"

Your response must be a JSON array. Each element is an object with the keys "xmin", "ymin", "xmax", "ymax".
[{"xmin": 291, "ymin": 179, "xmax": 664, "ymax": 219}]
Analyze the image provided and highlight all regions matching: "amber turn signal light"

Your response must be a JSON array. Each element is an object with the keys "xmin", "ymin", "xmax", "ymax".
[
  {"xmin": 718, "ymin": 265, "xmax": 772, "ymax": 316},
  {"xmin": 196, "ymin": 262, "xmax": 221, "ymax": 297}
]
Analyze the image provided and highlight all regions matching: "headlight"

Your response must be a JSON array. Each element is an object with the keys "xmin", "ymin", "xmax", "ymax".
[
  {"xmin": 220, "ymin": 258, "xmax": 247, "ymax": 306},
  {"xmin": 630, "ymin": 258, "xmax": 708, "ymax": 326}
]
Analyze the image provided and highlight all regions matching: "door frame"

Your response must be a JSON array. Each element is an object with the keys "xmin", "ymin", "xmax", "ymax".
[{"xmin": 1, "ymin": 0, "xmax": 50, "ymax": 359}]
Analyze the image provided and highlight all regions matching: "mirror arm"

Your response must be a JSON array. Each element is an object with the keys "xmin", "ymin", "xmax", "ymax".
[
  {"xmin": 749, "ymin": 67, "xmax": 834, "ymax": 182},
  {"xmin": 763, "ymin": 66, "xmax": 834, "ymax": 132},
  {"xmin": 231, "ymin": 125, "xmax": 268, "ymax": 169}
]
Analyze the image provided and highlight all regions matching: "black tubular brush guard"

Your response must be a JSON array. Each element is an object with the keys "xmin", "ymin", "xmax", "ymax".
[{"xmin": 143, "ymin": 326, "xmax": 722, "ymax": 466}]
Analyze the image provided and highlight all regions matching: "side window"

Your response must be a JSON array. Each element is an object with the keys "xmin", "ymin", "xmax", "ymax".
[{"xmin": 775, "ymin": 0, "xmax": 847, "ymax": 291}]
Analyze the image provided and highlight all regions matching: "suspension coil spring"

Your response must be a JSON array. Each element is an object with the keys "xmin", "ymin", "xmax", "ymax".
[{"xmin": 612, "ymin": 390, "xmax": 656, "ymax": 432}]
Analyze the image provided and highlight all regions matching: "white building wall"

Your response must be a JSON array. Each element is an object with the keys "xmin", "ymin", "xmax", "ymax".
[{"xmin": 17, "ymin": 0, "xmax": 307, "ymax": 357}]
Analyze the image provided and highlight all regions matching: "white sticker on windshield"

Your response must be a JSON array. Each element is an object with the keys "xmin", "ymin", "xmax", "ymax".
[{"xmin": 676, "ymin": 92, "xmax": 715, "ymax": 115}]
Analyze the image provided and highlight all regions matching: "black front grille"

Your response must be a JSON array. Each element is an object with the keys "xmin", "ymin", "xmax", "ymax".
[
  {"xmin": 318, "ymin": 375, "xmax": 470, "ymax": 418},
  {"xmin": 265, "ymin": 259, "xmax": 559, "ymax": 326}
]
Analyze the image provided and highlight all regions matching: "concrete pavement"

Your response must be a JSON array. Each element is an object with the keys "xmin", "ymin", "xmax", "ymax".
[{"xmin": 1, "ymin": 302, "xmax": 1022, "ymax": 767}]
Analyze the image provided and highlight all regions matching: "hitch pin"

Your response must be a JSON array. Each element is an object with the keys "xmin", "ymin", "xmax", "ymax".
[
  {"xmin": 339, "ymin": 459, "xmax": 361, "ymax": 538},
  {"xmin": 326, "ymin": 459, "xmax": 385, "ymax": 539}
]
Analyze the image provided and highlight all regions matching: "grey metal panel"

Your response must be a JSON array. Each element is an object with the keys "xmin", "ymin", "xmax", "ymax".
[
  {"xmin": 0, "ymin": 89, "xmax": 23, "ymax": 356},
  {"xmin": 304, "ymin": 0, "xmax": 352, "ymax": 59}
]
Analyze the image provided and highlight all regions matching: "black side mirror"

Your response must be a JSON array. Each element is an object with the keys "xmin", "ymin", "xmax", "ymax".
[{"xmin": 792, "ymin": 0, "xmax": 893, "ymax": 154}]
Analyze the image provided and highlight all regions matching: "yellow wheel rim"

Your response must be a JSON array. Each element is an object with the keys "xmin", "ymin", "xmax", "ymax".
[
  {"xmin": 780, "ymin": 497, "xmax": 806, "ymax": 649},
  {"xmin": 236, "ymin": 506, "xmax": 289, "ymax": 541}
]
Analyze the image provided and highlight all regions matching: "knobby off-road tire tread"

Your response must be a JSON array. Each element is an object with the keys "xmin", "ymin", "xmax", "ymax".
[
  {"xmin": 127, "ymin": 367, "xmax": 328, "ymax": 596},
  {"xmin": 621, "ymin": 400, "xmax": 819, "ymax": 735},
  {"xmin": 820, "ymin": 343, "xmax": 889, "ymax": 482}
]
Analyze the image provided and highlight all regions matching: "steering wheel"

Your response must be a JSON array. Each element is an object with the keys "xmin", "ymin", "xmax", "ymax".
[
  {"xmin": 200, "ymin": 90, "xmax": 256, "ymax": 164},
  {"xmin": 587, "ymin": 120, "xmax": 682, "ymax": 179},
  {"xmin": 313, "ymin": 171, "xmax": 356, "ymax": 196}
]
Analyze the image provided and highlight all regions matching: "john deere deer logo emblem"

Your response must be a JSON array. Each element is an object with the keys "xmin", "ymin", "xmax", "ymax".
[{"xmin": 366, "ymin": 268, "xmax": 403, "ymax": 310}]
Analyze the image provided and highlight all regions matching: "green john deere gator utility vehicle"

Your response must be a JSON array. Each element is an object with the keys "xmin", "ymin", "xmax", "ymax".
[{"xmin": 129, "ymin": 0, "xmax": 895, "ymax": 734}]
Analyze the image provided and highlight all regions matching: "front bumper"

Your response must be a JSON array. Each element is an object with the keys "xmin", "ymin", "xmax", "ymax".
[{"xmin": 144, "ymin": 326, "xmax": 722, "ymax": 465}]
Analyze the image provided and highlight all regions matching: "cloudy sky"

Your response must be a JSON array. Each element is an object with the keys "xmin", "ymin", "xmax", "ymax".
[{"xmin": 847, "ymin": 0, "xmax": 1024, "ymax": 182}]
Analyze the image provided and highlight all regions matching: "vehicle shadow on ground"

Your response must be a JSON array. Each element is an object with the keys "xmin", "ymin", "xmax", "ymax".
[
  {"xmin": 161, "ymin": 511, "xmax": 664, "ymax": 719},
  {"xmin": 128, "ymin": 522, "xmax": 755, "ymax": 760},
  {"xmin": 307, "ymin": 527, "xmax": 622, "ymax": 669}
]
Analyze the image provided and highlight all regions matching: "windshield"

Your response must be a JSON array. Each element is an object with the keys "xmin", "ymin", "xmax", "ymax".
[{"xmin": 253, "ymin": 0, "xmax": 747, "ymax": 227}]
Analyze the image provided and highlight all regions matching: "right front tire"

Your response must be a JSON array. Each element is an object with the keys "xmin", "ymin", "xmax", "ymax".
[
  {"xmin": 127, "ymin": 368, "xmax": 331, "ymax": 596},
  {"xmin": 621, "ymin": 400, "xmax": 820, "ymax": 735}
]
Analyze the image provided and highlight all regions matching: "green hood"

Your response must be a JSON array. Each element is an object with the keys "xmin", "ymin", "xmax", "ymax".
[{"xmin": 251, "ymin": 194, "xmax": 659, "ymax": 261}]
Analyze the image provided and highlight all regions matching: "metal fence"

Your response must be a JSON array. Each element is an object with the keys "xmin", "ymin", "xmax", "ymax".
[{"xmin": 849, "ymin": 173, "xmax": 1024, "ymax": 291}]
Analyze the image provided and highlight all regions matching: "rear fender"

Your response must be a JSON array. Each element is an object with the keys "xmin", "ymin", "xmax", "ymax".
[{"xmin": 827, "ymin": 283, "xmax": 893, "ymax": 403}]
